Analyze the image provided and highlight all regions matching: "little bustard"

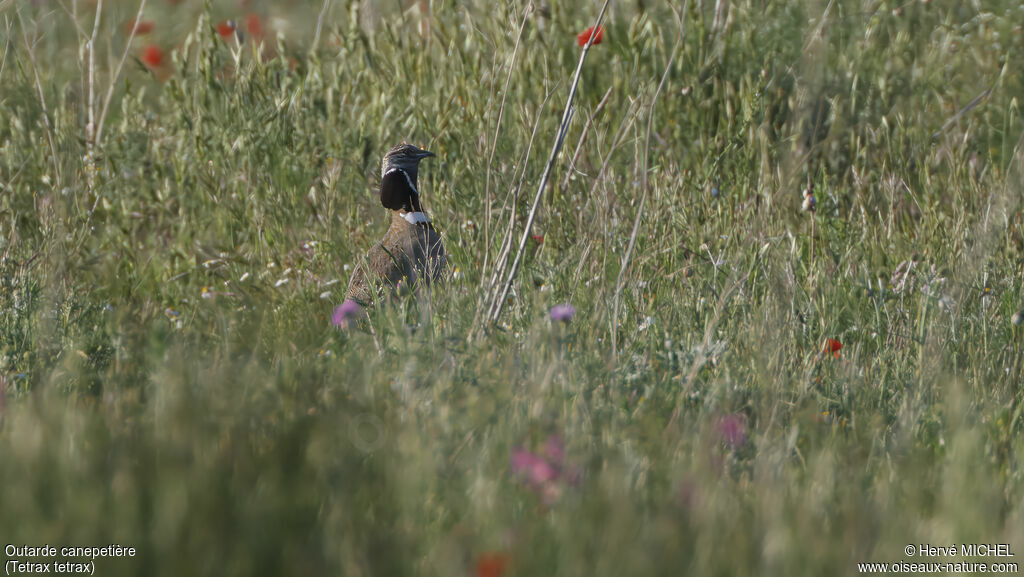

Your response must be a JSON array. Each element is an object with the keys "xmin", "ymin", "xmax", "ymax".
[{"xmin": 344, "ymin": 143, "xmax": 446, "ymax": 305}]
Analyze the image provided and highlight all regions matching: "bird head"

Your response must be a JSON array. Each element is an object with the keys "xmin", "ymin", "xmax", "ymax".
[
  {"xmin": 381, "ymin": 143, "xmax": 434, "ymax": 180},
  {"xmin": 380, "ymin": 143, "xmax": 435, "ymax": 212}
]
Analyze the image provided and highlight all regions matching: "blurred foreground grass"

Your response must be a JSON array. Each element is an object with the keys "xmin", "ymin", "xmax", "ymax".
[{"xmin": 2, "ymin": 0, "xmax": 1024, "ymax": 575}]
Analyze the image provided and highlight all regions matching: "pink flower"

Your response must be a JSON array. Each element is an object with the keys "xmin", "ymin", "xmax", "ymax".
[
  {"xmin": 511, "ymin": 448, "xmax": 558, "ymax": 486},
  {"xmin": 332, "ymin": 299, "xmax": 362, "ymax": 328},
  {"xmin": 510, "ymin": 435, "xmax": 581, "ymax": 504},
  {"xmin": 715, "ymin": 413, "xmax": 748, "ymax": 449},
  {"xmin": 550, "ymin": 303, "xmax": 575, "ymax": 322}
]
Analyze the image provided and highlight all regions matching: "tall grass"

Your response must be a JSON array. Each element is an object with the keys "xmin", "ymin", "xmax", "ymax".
[{"xmin": 1, "ymin": 0, "xmax": 1023, "ymax": 574}]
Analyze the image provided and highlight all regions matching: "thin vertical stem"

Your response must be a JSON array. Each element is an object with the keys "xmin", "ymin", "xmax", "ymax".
[
  {"xmin": 611, "ymin": 3, "xmax": 686, "ymax": 363},
  {"xmin": 313, "ymin": 0, "xmax": 332, "ymax": 50},
  {"xmin": 562, "ymin": 85, "xmax": 613, "ymax": 190},
  {"xmin": 19, "ymin": 16, "xmax": 62, "ymax": 188},
  {"xmin": 489, "ymin": 0, "xmax": 612, "ymax": 323},
  {"xmin": 96, "ymin": 0, "xmax": 146, "ymax": 145},
  {"xmin": 85, "ymin": 0, "xmax": 102, "ymax": 194},
  {"xmin": 480, "ymin": 3, "xmax": 533, "ymax": 294}
]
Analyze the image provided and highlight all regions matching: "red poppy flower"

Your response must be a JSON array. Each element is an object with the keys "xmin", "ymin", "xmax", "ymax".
[
  {"xmin": 124, "ymin": 19, "xmax": 155, "ymax": 35},
  {"xmin": 141, "ymin": 44, "xmax": 164, "ymax": 69},
  {"xmin": 216, "ymin": 20, "xmax": 237, "ymax": 40},
  {"xmin": 823, "ymin": 338, "xmax": 842, "ymax": 358},
  {"xmin": 475, "ymin": 552, "xmax": 509, "ymax": 577},
  {"xmin": 576, "ymin": 25, "xmax": 604, "ymax": 47},
  {"xmin": 246, "ymin": 13, "xmax": 263, "ymax": 38}
]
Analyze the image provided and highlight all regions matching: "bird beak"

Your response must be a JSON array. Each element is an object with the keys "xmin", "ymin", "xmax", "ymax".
[{"xmin": 418, "ymin": 149, "xmax": 435, "ymax": 159}]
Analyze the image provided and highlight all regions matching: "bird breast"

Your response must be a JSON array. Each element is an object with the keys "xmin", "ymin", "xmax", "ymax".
[{"xmin": 382, "ymin": 216, "xmax": 447, "ymax": 283}]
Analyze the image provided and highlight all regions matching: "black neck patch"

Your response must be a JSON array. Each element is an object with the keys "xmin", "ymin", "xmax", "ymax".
[{"xmin": 380, "ymin": 168, "xmax": 421, "ymax": 212}]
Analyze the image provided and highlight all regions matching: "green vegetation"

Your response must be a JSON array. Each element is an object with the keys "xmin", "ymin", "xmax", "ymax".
[{"xmin": 2, "ymin": 0, "xmax": 1023, "ymax": 574}]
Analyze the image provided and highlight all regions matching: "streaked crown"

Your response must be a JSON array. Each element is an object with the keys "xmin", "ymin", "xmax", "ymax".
[{"xmin": 381, "ymin": 142, "xmax": 435, "ymax": 181}]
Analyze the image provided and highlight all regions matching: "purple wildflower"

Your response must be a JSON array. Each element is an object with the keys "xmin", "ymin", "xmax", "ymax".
[
  {"xmin": 332, "ymin": 299, "xmax": 362, "ymax": 328},
  {"xmin": 510, "ymin": 435, "xmax": 581, "ymax": 504},
  {"xmin": 550, "ymin": 303, "xmax": 575, "ymax": 322},
  {"xmin": 511, "ymin": 448, "xmax": 558, "ymax": 486},
  {"xmin": 715, "ymin": 413, "xmax": 748, "ymax": 449}
]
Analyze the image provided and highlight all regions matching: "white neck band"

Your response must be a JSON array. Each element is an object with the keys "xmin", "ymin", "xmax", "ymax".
[{"xmin": 402, "ymin": 211, "xmax": 431, "ymax": 224}]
